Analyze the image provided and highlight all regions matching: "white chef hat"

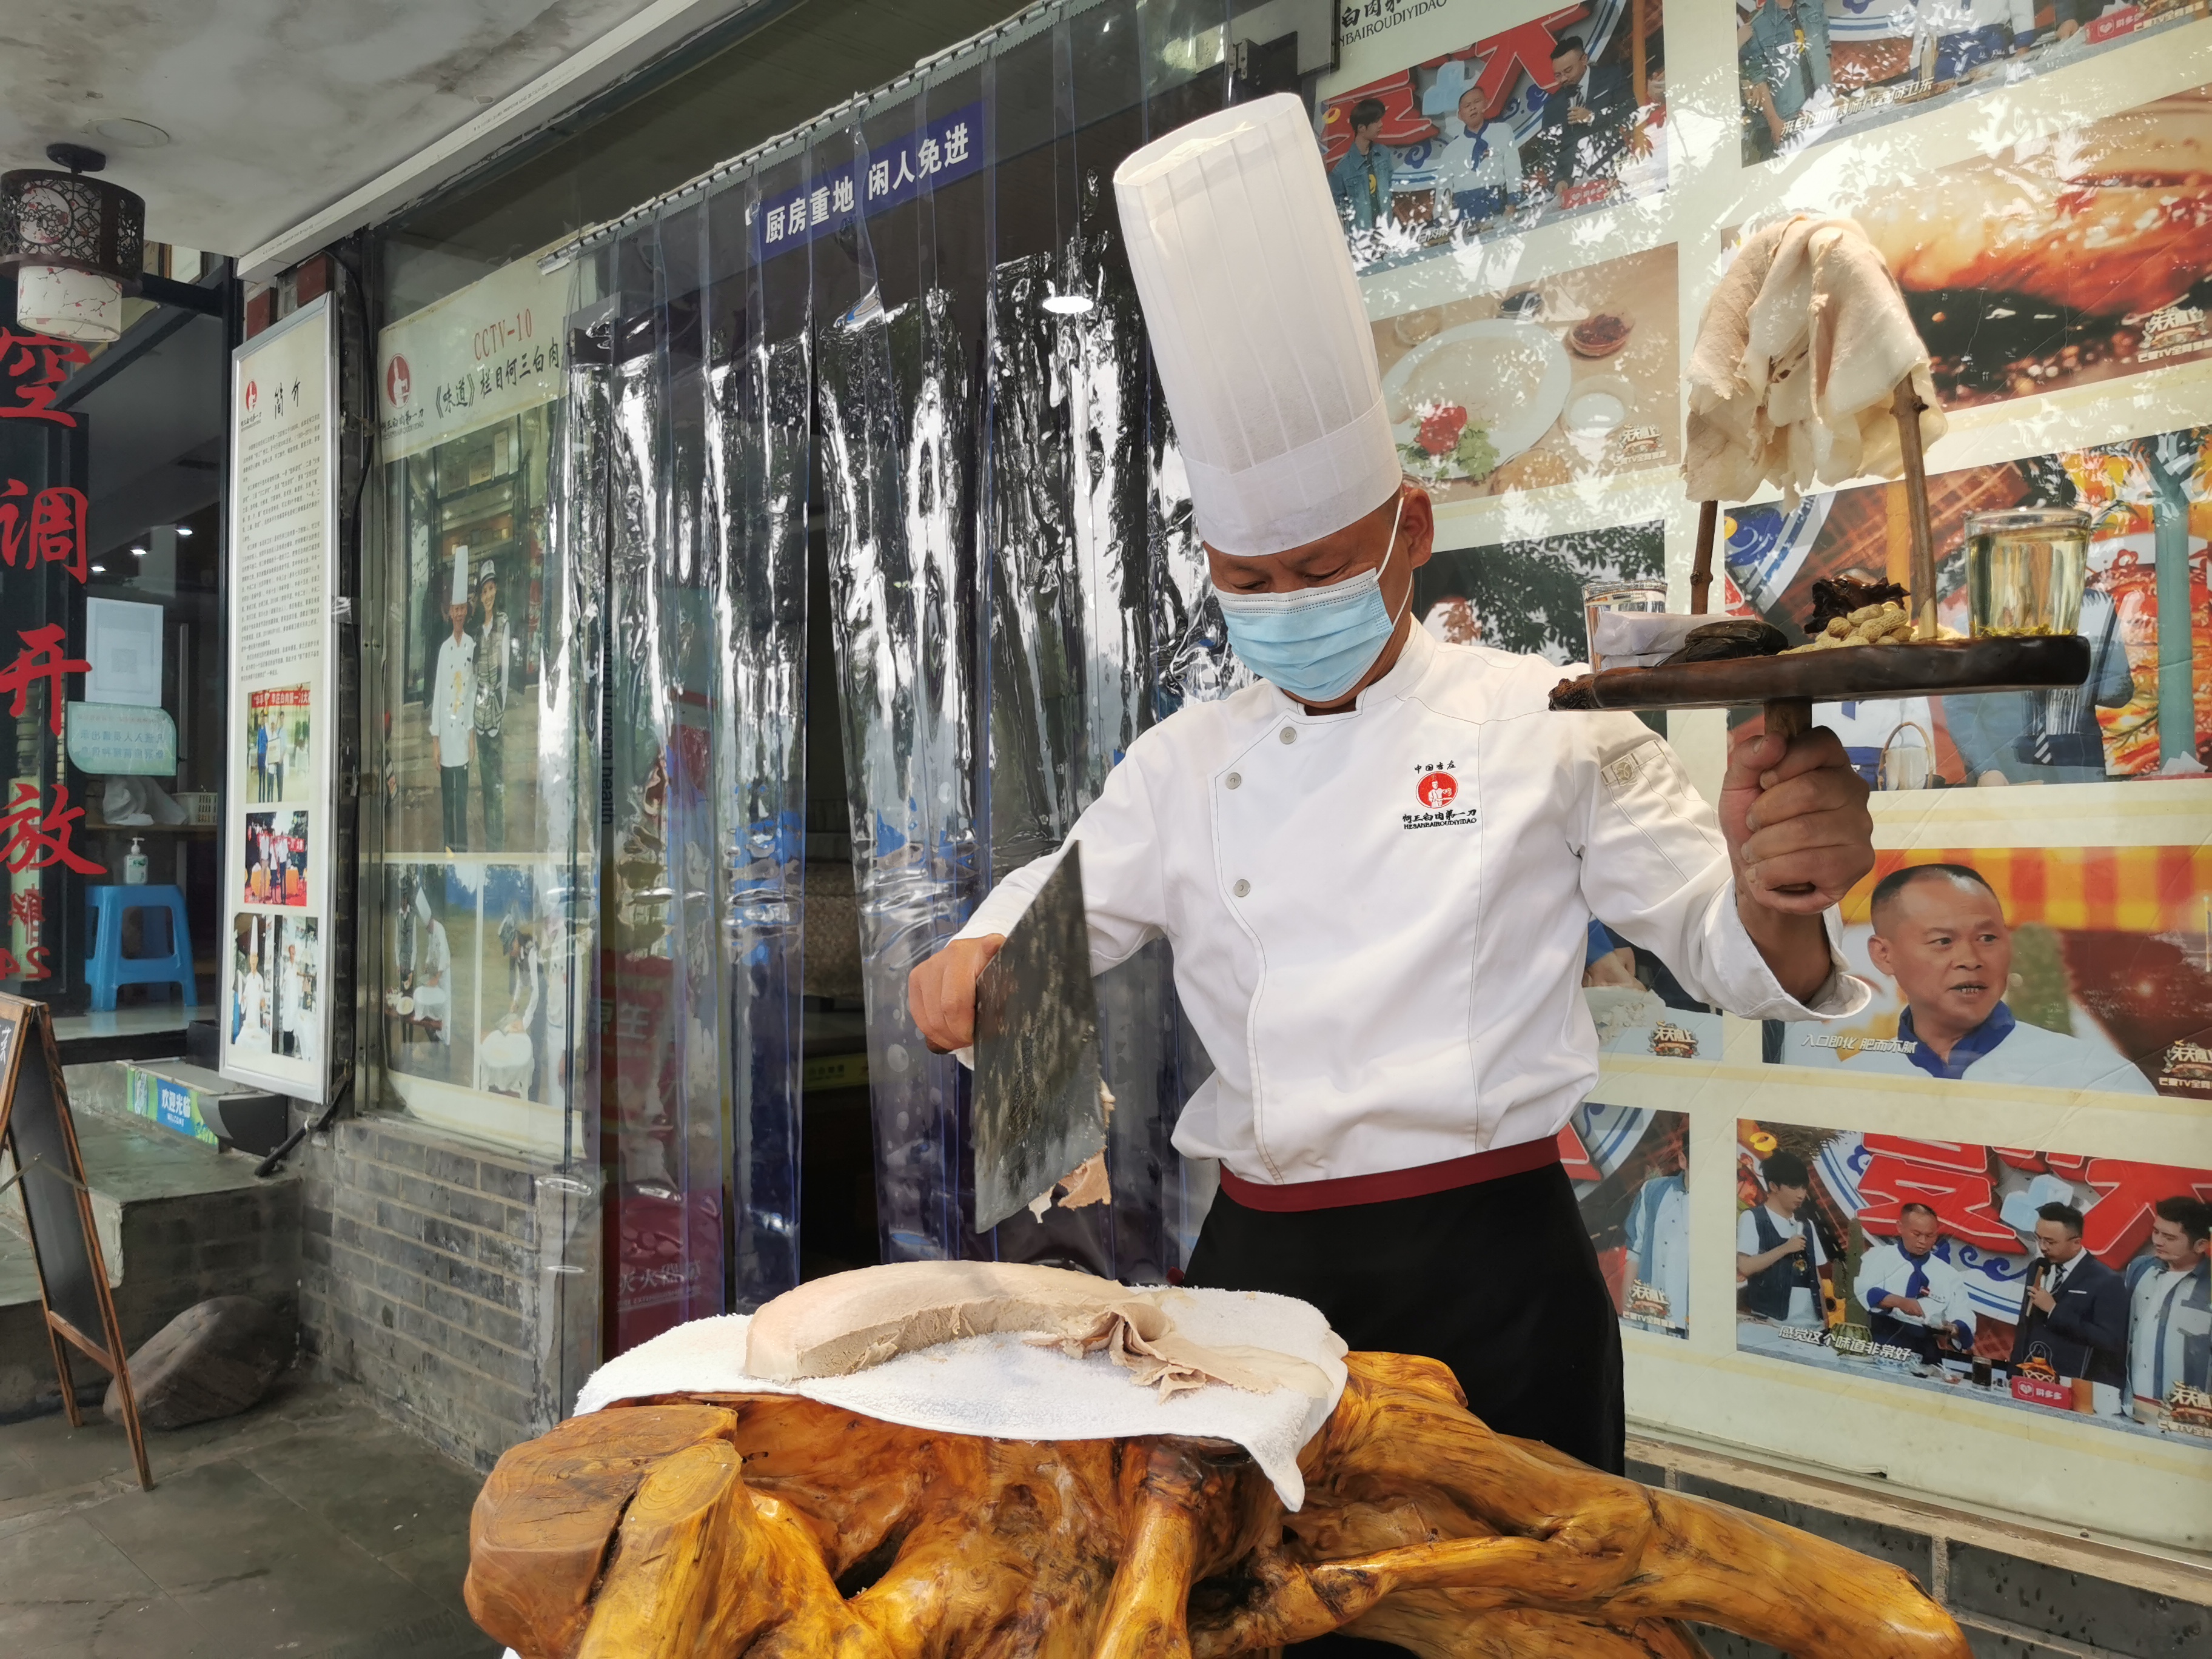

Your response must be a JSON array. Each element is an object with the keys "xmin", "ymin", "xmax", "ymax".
[
  {"xmin": 1114, "ymin": 93, "xmax": 1399, "ymax": 557},
  {"xmin": 450, "ymin": 548, "xmax": 470, "ymax": 608}
]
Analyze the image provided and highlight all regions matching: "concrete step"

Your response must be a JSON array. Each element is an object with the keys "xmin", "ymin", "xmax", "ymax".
[{"xmin": 1, "ymin": 1064, "xmax": 299, "ymax": 1419}]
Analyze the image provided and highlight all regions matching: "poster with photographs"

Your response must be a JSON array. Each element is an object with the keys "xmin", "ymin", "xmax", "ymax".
[
  {"xmin": 1723, "ymin": 424, "xmax": 2211, "ymax": 784},
  {"xmin": 1370, "ymin": 246, "xmax": 1679, "ymax": 501},
  {"xmin": 1570, "ymin": 1101, "xmax": 1691, "ymax": 1338},
  {"xmin": 1318, "ymin": 0, "xmax": 1668, "ymax": 270},
  {"xmin": 1768, "ymin": 848, "xmax": 2211, "ymax": 1099},
  {"xmin": 1735, "ymin": 80, "xmax": 2212, "ymax": 408},
  {"xmin": 229, "ymin": 914, "xmax": 320, "ymax": 1067},
  {"xmin": 242, "ymin": 809, "xmax": 309, "ymax": 908},
  {"xmin": 1736, "ymin": 1122, "xmax": 2212, "ymax": 1446},
  {"xmin": 1740, "ymin": 1, "xmax": 2211, "ymax": 165},
  {"xmin": 380, "ymin": 861, "xmax": 572, "ymax": 1115},
  {"xmin": 245, "ymin": 687, "xmax": 310, "ymax": 803},
  {"xmin": 222, "ymin": 295, "xmax": 335, "ymax": 1102},
  {"xmin": 1417, "ymin": 517, "xmax": 1664, "ymax": 662}
]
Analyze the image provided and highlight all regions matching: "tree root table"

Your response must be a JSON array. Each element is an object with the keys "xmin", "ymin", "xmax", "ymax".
[{"xmin": 464, "ymin": 1352, "xmax": 1971, "ymax": 1658}]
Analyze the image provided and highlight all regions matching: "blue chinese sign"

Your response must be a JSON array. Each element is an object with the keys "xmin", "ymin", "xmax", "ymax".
[{"xmin": 755, "ymin": 101, "xmax": 985, "ymax": 259}]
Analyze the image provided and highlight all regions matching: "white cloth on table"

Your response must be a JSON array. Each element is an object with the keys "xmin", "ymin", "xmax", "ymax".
[
  {"xmin": 1685, "ymin": 214, "xmax": 1946, "ymax": 504},
  {"xmin": 571, "ymin": 1287, "xmax": 1349, "ymax": 1512}
]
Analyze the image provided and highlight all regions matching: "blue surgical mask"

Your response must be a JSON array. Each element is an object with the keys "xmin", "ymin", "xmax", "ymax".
[{"xmin": 1216, "ymin": 494, "xmax": 1407, "ymax": 705}]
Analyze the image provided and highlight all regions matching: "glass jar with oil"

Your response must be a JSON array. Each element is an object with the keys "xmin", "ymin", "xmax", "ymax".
[{"xmin": 1963, "ymin": 507, "xmax": 2089, "ymax": 637}]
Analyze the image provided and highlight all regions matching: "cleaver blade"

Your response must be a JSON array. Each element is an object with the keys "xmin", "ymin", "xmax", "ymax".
[{"xmin": 970, "ymin": 845, "xmax": 1108, "ymax": 1233}]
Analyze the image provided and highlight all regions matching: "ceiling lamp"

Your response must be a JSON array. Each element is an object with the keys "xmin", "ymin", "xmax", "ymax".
[{"xmin": 1, "ymin": 144, "xmax": 146, "ymax": 344}]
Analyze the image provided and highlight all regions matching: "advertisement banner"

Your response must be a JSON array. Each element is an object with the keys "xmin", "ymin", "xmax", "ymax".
[
  {"xmin": 1736, "ymin": 1121, "xmax": 2212, "ymax": 1449},
  {"xmin": 221, "ymin": 297, "xmax": 336, "ymax": 1103},
  {"xmin": 1317, "ymin": 0, "xmax": 1667, "ymax": 268},
  {"xmin": 1770, "ymin": 848, "xmax": 2212, "ymax": 1101},
  {"xmin": 377, "ymin": 252, "xmax": 569, "ymax": 461}
]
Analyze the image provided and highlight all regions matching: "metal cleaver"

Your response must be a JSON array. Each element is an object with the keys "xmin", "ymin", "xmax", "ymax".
[{"xmin": 970, "ymin": 846, "xmax": 1108, "ymax": 1233}]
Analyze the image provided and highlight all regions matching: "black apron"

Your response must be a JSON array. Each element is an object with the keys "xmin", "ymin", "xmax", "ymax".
[{"xmin": 1184, "ymin": 1158, "xmax": 1624, "ymax": 1658}]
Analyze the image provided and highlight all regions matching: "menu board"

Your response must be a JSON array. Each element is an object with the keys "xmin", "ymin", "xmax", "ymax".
[{"xmin": 221, "ymin": 297, "xmax": 335, "ymax": 1102}]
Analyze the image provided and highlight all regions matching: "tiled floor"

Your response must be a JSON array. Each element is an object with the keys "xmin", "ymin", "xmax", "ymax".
[{"xmin": 0, "ymin": 1379, "xmax": 499, "ymax": 1659}]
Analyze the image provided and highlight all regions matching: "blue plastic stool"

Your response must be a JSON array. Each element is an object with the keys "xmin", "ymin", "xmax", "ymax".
[{"xmin": 84, "ymin": 884, "xmax": 196, "ymax": 1011}]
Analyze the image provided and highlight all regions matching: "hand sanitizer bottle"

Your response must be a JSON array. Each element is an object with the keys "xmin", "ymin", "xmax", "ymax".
[{"xmin": 125, "ymin": 837, "xmax": 148, "ymax": 885}]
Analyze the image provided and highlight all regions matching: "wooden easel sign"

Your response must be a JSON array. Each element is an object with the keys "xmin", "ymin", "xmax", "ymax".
[{"xmin": 0, "ymin": 994, "xmax": 152, "ymax": 1489}]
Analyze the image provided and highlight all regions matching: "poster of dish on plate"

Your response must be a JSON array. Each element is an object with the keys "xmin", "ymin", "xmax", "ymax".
[
  {"xmin": 1734, "ymin": 79, "xmax": 2212, "ymax": 411},
  {"xmin": 1718, "ymin": 421, "xmax": 2211, "ymax": 786},
  {"xmin": 1763, "ymin": 846, "xmax": 2212, "ymax": 1102},
  {"xmin": 1739, "ymin": 0, "xmax": 2210, "ymax": 167},
  {"xmin": 1734, "ymin": 1119, "xmax": 2212, "ymax": 1449},
  {"xmin": 1315, "ymin": 0, "xmax": 1669, "ymax": 272},
  {"xmin": 1370, "ymin": 243, "xmax": 1678, "ymax": 504},
  {"xmin": 1569, "ymin": 1102, "xmax": 1691, "ymax": 1340}
]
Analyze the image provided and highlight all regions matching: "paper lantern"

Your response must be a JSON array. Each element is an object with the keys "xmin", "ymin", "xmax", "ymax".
[{"xmin": 2, "ymin": 145, "xmax": 147, "ymax": 344}]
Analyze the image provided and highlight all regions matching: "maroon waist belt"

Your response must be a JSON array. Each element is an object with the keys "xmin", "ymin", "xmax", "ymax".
[{"xmin": 1218, "ymin": 1134, "xmax": 1563, "ymax": 1213}]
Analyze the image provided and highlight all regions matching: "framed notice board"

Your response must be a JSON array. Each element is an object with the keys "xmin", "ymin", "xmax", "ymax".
[{"xmin": 0, "ymin": 994, "xmax": 151, "ymax": 1487}]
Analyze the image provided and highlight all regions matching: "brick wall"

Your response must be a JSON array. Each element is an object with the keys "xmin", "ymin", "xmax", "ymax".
[{"xmin": 293, "ymin": 1107, "xmax": 576, "ymax": 1470}]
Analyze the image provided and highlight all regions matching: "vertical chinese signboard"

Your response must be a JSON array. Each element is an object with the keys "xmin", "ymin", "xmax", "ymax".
[
  {"xmin": 1, "ymin": 326, "xmax": 99, "ymax": 990},
  {"xmin": 221, "ymin": 297, "xmax": 337, "ymax": 1101}
]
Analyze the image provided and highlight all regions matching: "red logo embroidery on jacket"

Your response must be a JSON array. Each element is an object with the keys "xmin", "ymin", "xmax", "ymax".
[{"xmin": 1416, "ymin": 771, "xmax": 1457, "ymax": 808}]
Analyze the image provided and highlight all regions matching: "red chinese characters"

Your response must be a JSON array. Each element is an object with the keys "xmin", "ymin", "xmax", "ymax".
[
  {"xmin": 0, "ymin": 781, "xmax": 104, "ymax": 876},
  {"xmin": 1997, "ymin": 1150, "xmax": 2212, "ymax": 1262},
  {"xmin": 0, "ymin": 330, "xmax": 92, "ymax": 426},
  {"xmin": 0, "ymin": 479, "xmax": 89, "ymax": 582},
  {"xmin": 1855, "ymin": 1135, "xmax": 2016, "ymax": 1250},
  {"xmin": 1, "ymin": 625, "xmax": 91, "ymax": 736}
]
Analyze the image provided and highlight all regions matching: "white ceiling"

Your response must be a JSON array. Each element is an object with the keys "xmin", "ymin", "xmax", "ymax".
[{"xmin": 0, "ymin": 1, "xmax": 765, "ymax": 259}]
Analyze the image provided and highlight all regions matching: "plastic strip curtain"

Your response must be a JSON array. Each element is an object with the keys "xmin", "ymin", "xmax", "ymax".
[
  {"xmin": 526, "ymin": 273, "xmax": 612, "ymax": 1419},
  {"xmin": 810, "ymin": 0, "xmax": 1236, "ymax": 1270},
  {"xmin": 706, "ymin": 162, "xmax": 812, "ymax": 1308},
  {"xmin": 601, "ymin": 213, "xmax": 728, "ymax": 1348},
  {"xmin": 814, "ymin": 82, "xmax": 982, "ymax": 1263}
]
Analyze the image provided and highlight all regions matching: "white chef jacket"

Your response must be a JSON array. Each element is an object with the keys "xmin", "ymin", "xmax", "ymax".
[
  {"xmin": 239, "ymin": 971, "xmax": 271, "ymax": 1052},
  {"xmin": 1854, "ymin": 1239, "xmax": 1976, "ymax": 1339},
  {"xmin": 1628, "ymin": 1176, "xmax": 1691, "ymax": 1325},
  {"xmin": 954, "ymin": 627, "xmax": 1865, "ymax": 1188},
  {"xmin": 431, "ymin": 632, "xmax": 476, "ymax": 769},
  {"xmin": 2130, "ymin": 1262, "xmax": 2211, "ymax": 1404},
  {"xmin": 416, "ymin": 919, "xmax": 454, "ymax": 1044}
]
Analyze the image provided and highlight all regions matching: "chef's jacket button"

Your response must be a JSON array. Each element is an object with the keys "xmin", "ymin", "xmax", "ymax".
[
  {"xmin": 1232, "ymin": 879, "xmax": 1250, "ymax": 897},
  {"xmin": 1225, "ymin": 771, "xmax": 1242, "ymax": 789},
  {"xmin": 1278, "ymin": 727, "xmax": 1297, "ymax": 745}
]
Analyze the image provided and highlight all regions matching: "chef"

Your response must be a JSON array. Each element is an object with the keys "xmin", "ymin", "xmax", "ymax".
[
  {"xmin": 429, "ymin": 551, "xmax": 477, "ymax": 853},
  {"xmin": 908, "ymin": 95, "xmax": 1872, "ymax": 1509},
  {"xmin": 1854, "ymin": 1202, "xmax": 1977, "ymax": 1365}
]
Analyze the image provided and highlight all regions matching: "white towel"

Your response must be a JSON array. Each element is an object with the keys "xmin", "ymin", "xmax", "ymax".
[
  {"xmin": 1686, "ymin": 214, "xmax": 1946, "ymax": 504},
  {"xmin": 571, "ymin": 1288, "xmax": 1347, "ymax": 1512}
]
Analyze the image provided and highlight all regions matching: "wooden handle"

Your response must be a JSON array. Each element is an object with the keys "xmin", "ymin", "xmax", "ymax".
[
  {"xmin": 1762, "ymin": 697, "xmax": 1817, "ymax": 896},
  {"xmin": 1691, "ymin": 500, "xmax": 1718, "ymax": 617},
  {"xmin": 1764, "ymin": 696, "xmax": 1812, "ymax": 745},
  {"xmin": 1892, "ymin": 380, "xmax": 1936, "ymax": 638}
]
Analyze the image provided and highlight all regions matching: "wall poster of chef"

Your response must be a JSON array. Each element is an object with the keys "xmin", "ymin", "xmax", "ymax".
[
  {"xmin": 1316, "ymin": 0, "xmax": 1669, "ymax": 270},
  {"xmin": 1738, "ymin": 0, "xmax": 2210, "ymax": 166},
  {"xmin": 1723, "ymin": 423, "xmax": 2211, "ymax": 785},
  {"xmin": 1368, "ymin": 244, "xmax": 1680, "ymax": 501},
  {"xmin": 1735, "ymin": 1120, "xmax": 2212, "ymax": 1446},
  {"xmin": 380, "ymin": 862, "xmax": 481, "ymax": 1101},
  {"xmin": 1766, "ymin": 847, "xmax": 2212, "ymax": 1099},
  {"xmin": 1571, "ymin": 1101, "xmax": 1691, "ymax": 1338},
  {"xmin": 370, "ymin": 249, "xmax": 579, "ymax": 1153},
  {"xmin": 1737, "ymin": 78, "xmax": 2212, "ymax": 406}
]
